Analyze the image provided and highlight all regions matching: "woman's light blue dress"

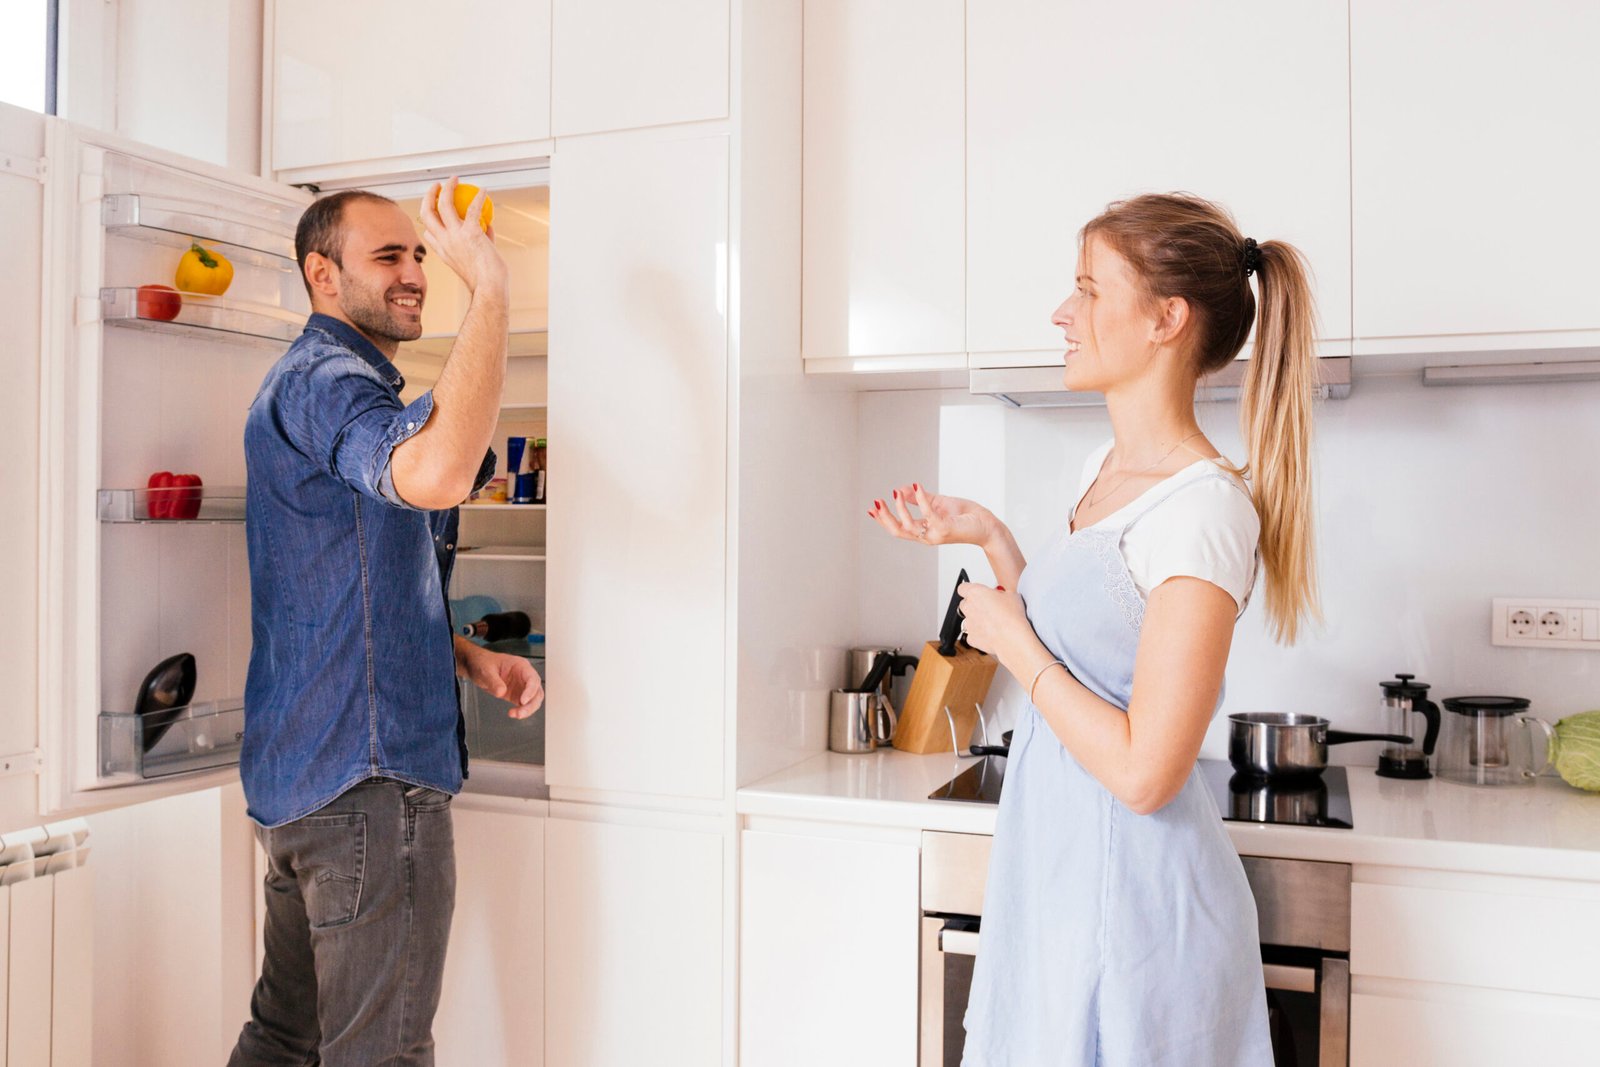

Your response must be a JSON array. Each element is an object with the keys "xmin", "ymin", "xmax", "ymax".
[{"xmin": 961, "ymin": 472, "xmax": 1273, "ymax": 1067}]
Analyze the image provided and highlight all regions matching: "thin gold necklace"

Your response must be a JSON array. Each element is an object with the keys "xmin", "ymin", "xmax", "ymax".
[{"xmin": 1084, "ymin": 430, "xmax": 1206, "ymax": 510}]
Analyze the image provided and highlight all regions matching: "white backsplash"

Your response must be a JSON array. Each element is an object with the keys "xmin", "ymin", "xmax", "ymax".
[{"xmin": 856, "ymin": 369, "xmax": 1600, "ymax": 764}]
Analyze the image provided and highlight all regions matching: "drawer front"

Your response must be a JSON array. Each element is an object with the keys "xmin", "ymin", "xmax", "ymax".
[
  {"xmin": 1241, "ymin": 856, "xmax": 1352, "ymax": 952},
  {"xmin": 1352, "ymin": 880, "xmax": 1600, "ymax": 999},
  {"xmin": 921, "ymin": 832, "xmax": 991, "ymax": 915}
]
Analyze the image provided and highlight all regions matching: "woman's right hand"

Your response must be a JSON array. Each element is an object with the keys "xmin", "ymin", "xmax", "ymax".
[{"xmin": 868, "ymin": 483, "xmax": 993, "ymax": 548}]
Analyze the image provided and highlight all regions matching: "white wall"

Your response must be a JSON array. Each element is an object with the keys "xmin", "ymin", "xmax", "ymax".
[{"xmin": 855, "ymin": 370, "xmax": 1600, "ymax": 763}]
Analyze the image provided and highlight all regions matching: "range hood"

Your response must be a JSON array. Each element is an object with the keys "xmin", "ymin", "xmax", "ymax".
[{"xmin": 970, "ymin": 356, "xmax": 1352, "ymax": 408}]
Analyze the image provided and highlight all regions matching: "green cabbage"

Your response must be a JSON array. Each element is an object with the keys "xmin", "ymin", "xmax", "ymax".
[{"xmin": 1550, "ymin": 710, "xmax": 1600, "ymax": 792}]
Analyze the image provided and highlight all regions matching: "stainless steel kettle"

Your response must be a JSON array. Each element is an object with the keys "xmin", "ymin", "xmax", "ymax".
[{"xmin": 847, "ymin": 647, "xmax": 919, "ymax": 746}]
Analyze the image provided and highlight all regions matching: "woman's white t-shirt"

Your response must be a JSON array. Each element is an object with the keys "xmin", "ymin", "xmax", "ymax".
[{"xmin": 1073, "ymin": 439, "xmax": 1261, "ymax": 615}]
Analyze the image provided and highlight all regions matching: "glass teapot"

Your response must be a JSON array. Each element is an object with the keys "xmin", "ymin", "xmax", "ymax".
[{"xmin": 1376, "ymin": 673, "xmax": 1441, "ymax": 779}]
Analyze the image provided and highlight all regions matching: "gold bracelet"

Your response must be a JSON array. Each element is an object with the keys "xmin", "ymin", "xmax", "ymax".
[{"xmin": 1029, "ymin": 660, "xmax": 1065, "ymax": 704}]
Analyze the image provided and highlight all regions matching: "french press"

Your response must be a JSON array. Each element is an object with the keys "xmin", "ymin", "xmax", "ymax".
[{"xmin": 1376, "ymin": 673, "xmax": 1442, "ymax": 779}]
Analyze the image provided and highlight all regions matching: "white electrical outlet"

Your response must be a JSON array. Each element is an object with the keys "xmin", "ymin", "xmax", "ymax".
[{"xmin": 1492, "ymin": 598, "xmax": 1600, "ymax": 651}]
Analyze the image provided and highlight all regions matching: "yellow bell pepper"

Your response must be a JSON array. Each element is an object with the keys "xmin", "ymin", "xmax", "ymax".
[{"xmin": 174, "ymin": 242, "xmax": 234, "ymax": 296}]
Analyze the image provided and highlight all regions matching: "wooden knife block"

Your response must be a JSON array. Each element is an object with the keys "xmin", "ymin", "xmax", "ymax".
[{"xmin": 892, "ymin": 641, "xmax": 999, "ymax": 754}]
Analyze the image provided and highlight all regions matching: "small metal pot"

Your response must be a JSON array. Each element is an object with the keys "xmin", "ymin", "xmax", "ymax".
[{"xmin": 1228, "ymin": 712, "xmax": 1411, "ymax": 778}]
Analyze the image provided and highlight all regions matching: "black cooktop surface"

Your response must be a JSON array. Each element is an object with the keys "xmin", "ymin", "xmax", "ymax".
[
  {"xmin": 928, "ymin": 755, "xmax": 1354, "ymax": 829},
  {"xmin": 1199, "ymin": 758, "xmax": 1354, "ymax": 829},
  {"xmin": 928, "ymin": 755, "xmax": 1007, "ymax": 804}
]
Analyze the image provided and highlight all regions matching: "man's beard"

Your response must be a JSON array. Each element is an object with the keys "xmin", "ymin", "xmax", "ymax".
[{"xmin": 340, "ymin": 278, "xmax": 424, "ymax": 344}]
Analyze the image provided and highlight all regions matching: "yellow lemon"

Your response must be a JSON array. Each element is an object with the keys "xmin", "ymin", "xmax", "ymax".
[{"xmin": 451, "ymin": 182, "xmax": 494, "ymax": 234}]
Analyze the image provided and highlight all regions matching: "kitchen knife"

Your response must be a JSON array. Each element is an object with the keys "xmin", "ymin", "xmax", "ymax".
[{"xmin": 936, "ymin": 569, "xmax": 970, "ymax": 657}]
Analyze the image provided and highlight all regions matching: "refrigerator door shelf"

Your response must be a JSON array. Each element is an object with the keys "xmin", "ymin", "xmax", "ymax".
[
  {"xmin": 97, "ymin": 486, "xmax": 246, "ymax": 524},
  {"xmin": 101, "ymin": 192, "xmax": 297, "ymax": 265},
  {"xmin": 100, "ymin": 287, "xmax": 304, "ymax": 344},
  {"xmin": 98, "ymin": 699, "xmax": 246, "ymax": 781}
]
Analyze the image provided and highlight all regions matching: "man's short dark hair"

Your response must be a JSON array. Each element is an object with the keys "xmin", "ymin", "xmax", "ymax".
[{"xmin": 294, "ymin": 190, "xmax": 397, "ymax": 298}]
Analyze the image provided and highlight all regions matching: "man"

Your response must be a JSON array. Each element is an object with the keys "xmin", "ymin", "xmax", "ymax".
[{"xmin": 229, "ymin": 180, "xmax": 543, "ymax": 1066}]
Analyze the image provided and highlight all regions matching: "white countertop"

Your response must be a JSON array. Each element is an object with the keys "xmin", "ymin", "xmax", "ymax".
[{"xmin": 738, "ymin": 750, "xmax": 1600, "ymax": 881}]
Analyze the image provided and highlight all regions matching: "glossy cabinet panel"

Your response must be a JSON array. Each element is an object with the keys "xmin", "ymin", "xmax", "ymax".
[
  {"xmin": 545, "ymin": 817, "xmax": 723, "ymax": 1065},
  {"xmin": 433, "ymin": 808, "xmax": 544, "ymax": 1066},
  {"xmin": 545, "ymin": 129, "xmax": 728, "ymax": 800},
  {"xmin": 1352, "ymin": 986, "xmax": 1600, "ymax": 1065},
  {"xmin": 802, "ymin": 0, "xmax": 965, "ymax": 365},
  {"xmin": 740, "ymin": 829, "xmax": 920, "ymax": 1066},
  {"xmin": 1351, "ymin": 0, "xmax": 1600, "ymax": 340},
  {"xmin": 966, "ymin": 1, "xmax": 1351, "ymax": 364},
  {"xmin": 551, "ymin": 0, "xmax": 729, "ymax": 136},
  {"xmin": 272, "ymin": 0, "xmax": 551, "ymax": 173}
]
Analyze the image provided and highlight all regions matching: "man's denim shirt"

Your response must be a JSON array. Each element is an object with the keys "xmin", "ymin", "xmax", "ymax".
[{"xmin": 242, "ymin": 314, "xmax": 493, "ymax": 828}]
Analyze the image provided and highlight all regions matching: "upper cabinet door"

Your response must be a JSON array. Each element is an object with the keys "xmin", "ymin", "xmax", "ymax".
[
  {"xmin": 801, "ymin": 0, "xmax": 966, "ymax": 368},
  {"xmin": 967, "ymin": 1, "xmax": 1352, "ymax": 365},
  {"xmin": 271, "ymin": 0, "xmax": 552, "ymax": 176},
  {"xmin": 1352, "ymin": 0, "xmax": 1600, "ymax": 342},
  {"xmin": 550, "ymin": 0, "xmax": 729, "ymax": 137},
  {"xmin": 545, "ymin": 129, "xmax": 728, "ymax": 801}
]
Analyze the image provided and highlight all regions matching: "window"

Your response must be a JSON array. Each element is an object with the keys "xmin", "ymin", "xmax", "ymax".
[{"xmin": 0, "ymin": 0, "xmax": 57, "ymax": 115}]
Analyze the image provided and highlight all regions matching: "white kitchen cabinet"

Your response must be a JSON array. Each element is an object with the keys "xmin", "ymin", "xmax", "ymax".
[
  {"xmin": 545, "ymin": 128, "xmax": 728, "ymax": 801},
  {"xmin": 544, "ymin": 814, "xmax": 724, "ymax": 1065},
  {"xmin": 434, "ymin": 804, "xmax": 545, "ymax": 1067},
  {"xmin": 740, "ymin": 827, "xmax": 920, "ymax": 1067},
  {"xmin": 1351, "ymin": 985, "xmax": 1600, "ymax": 1066},
  {"xmin": 1349, "ymin": 868, "xmax": 1600, "ymax": 1064},
  {"xmin": 1350, "ymin": 0, "xmax": 1600, "ymax": 349},
  {"xmin": 966, "ymin": 1, "xmax": 1352, "ymax": 367},
  {"xmin": 270, "ymin": 0, "xmax": 552, "ymax": 178},
  {"xmin": 801, "ymin": 0, "xmax": 966, "ymax": 371},
  {"xmin": 550, "ymin": 0, "xmax": 729, "ymax": 137},
  {"xmin": 1351, "ymin": 875, "xmax": 1600, "ymax": 1000}
]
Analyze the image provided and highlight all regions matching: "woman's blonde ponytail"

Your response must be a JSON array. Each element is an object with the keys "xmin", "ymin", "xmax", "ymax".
[{"xmin": 1239, "ymin": 241, "xmax": 1320, "ymax": 644}]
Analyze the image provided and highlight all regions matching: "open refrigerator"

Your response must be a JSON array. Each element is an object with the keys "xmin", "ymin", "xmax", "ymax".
[{"xmin": 24, "ymin": 105, "xmax": 551, "ymax": 816}]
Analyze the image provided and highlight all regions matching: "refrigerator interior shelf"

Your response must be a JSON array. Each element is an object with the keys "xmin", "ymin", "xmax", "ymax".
[
  {"xmin": 98, "ymin": 486, "xmax": 246, "ymax": 524},
  {"xmin": 455, "ymin": 546, "xmax": 547, "ymax": 562},
  {"xmin": 499, "ymin": 403, "xmax": 549, "ymax": 414},
  {"xmin": 402, "ymin": 329, "xmax": 548, "ymax": 360},
  {"xmin": 101, "ymin": 287, "xmax": 304, "ymax": 344},
  {"xmin": 101, "ymin": 193, "xmax": 296, "ymax": 265},
  {"xmin": 458, "ymin": 503, "xmax": 547, "ymax": 512},
  {"xmin": 99, "ymin": 698, "xmax": 245, "ymax": 780}
]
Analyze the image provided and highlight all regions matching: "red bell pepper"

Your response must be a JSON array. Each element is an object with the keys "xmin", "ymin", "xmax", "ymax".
[{"xmin": 146, "ymin": 472, "xmax": 204, "ymax": 520}]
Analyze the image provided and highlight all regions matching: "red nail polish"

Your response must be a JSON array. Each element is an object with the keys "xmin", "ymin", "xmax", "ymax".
[
  {"xmin": 875, "ymin": 500, "xmax": 884, "ymax": 509},
  {"xmin": 914, "ymin": 483, "xmax": 921, "ymax": 492},
  {"xmin": 893, "ymin": 489, "xmax": 899, "ymax": 500},
  {"xmin": 997, "ymin": 585, "xmax": 1006, "ymax": 592},
  {"xmin": 867, "ymin": 509, "xmax": 876, "ymax": 518}
]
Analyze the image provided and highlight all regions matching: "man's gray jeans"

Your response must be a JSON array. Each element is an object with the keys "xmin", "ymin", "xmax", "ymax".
[{"xmin": 228, "ymin": 778, "xmax": 457, "ymax": 1066}]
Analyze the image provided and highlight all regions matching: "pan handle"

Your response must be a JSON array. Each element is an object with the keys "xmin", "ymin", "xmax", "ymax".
[{"xmin": 1325, "ymin": 730, "xmax": 1413, "ymax": 746}]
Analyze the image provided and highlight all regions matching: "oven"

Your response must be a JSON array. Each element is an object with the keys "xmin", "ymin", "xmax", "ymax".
[{"xmin": 919, "ymin": 832, "xmax": 1351, "ymax": 1066}]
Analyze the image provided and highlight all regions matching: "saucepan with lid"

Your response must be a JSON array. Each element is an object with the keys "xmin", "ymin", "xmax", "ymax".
[{"xmin": 1228, "ymin": 712, "xmax": 1412, "ymax": 778}]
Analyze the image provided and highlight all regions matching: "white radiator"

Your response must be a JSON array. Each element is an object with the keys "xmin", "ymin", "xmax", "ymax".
[{"xmin": 0, "ymin": 820, "xmax": 92, "ymax": 1067}]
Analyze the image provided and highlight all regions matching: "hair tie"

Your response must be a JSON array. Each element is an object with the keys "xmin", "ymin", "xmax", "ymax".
[{"xmin": 1242, "ymin": 237, "xmax": 1261, "ymax": 277}]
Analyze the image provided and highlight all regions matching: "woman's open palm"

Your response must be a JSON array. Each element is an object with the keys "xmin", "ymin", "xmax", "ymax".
[{"xmin": 868, "ymin": 483, "xmax": 990, "ymax": 547}]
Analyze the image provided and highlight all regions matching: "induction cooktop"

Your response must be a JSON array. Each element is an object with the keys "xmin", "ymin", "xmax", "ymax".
[{"xmin": 928, "ymin": 755, "xmax": 1354, "ymax": 829}]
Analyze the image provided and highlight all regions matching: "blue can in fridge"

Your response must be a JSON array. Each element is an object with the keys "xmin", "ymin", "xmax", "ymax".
[
  {"xmin": 505, "ymin": 436, "xmax": 527, "ymax": 484},
  {"xmin": 511, "ymin": 442, "xmax": 536, "ymax": 504}
]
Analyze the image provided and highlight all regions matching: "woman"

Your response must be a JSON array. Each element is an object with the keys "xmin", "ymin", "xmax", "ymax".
[{"xmin": 869, "ymin": 193, "xmax": 1319, "ymax": 1065}]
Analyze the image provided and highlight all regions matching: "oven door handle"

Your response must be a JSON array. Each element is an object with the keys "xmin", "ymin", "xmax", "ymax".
[
  {"xmin": 1262, "ymin": 962, "xmax": 1317, "ymax": 994},
  {"xmin": 938, "ymin": 927, "xmax": 981, "ymax": 957}
]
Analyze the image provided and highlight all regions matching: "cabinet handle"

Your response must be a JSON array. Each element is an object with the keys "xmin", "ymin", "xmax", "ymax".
[
  {"xmin": 1262, "ymin": 962, "xmax": 1317, "ymax": 993},
  {"xmin": 939, "ymin": 928, "xmax": 981, "ymax": 957}
]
